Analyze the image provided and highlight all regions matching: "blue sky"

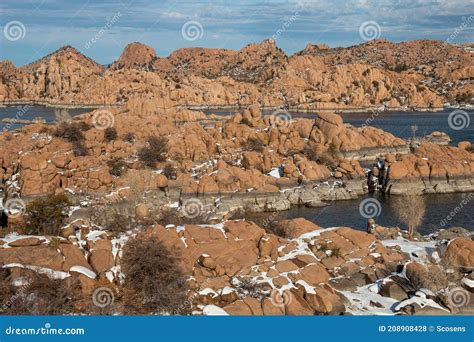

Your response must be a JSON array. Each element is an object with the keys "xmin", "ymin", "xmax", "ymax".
[{"xmin": 0, "ymin": 0, "xmax": 473, "ymax": 66}]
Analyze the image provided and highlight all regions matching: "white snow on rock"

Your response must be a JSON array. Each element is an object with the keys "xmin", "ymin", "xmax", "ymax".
[
  {"xmin": 3, "ymin": 263, "xmax": 70, "ymax": 280},
  {"xmin": 202, "ymin": 305, "xmax": 229, "ymax": 316},
  {"xmin": 268, "ymin": 167, "xmax": 281, "ymax": 178},
  {"xmin": 394, "ymin": 296, "xmax": 449, "ymax": 313},
  {"xmin": 341, "ymin": 281, "xmax": 399, "ymax": 316},
  {"xmin": 381, "ymin": 237, "xmax": 437, "ymax": 262},
  {"xmin": 70, "ymin": 265, "xmax": 97, "ymax": 279}
]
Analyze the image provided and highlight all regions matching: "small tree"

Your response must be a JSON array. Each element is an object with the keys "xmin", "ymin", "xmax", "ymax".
[
  {"xmin": 25, "ymin": 194, "xmax": 71, "ymax": 236},
  {"xmin": 393, "ymin": 191, "xmax": 426, "ymax": 239}
]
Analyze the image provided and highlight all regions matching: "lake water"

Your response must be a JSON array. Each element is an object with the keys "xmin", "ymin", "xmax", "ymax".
[
  {"xmin": 203, "ymin": 108, "xmax": 474, "ymax": 145},
  {"xmin": 0, "ymin": 105, "xmax": 94, "ymax": 132},
  {"xmin": 247, "ymin": 192, "xmax": 474, "ymax": 234}
]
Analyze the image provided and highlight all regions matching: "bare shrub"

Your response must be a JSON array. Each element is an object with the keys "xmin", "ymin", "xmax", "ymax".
[
  {"xmin": 107, "ymin": 158, "xmax": 128, "ymax": 177},
  {"xmin": 138, "ymin": 136, "xmax": 168, "ymax": 167},
  {"xmin": 0, "ymin": 269, "xmax": 76, "ymax": 315},
  {"xmin": 123, "ymin": 132, "xmax": 135, "ymax": 143},
  {"xmin": 162, "ymin": 163, "xmax": 177, "ymax": 180},
  {"xmin": 53, "ymin": 122, "xmax": 89, "ymax": 156},
  {"xmin": 121, "ymin": 234, "xmax": 191, "ymax": 314},
  {"xmin": 234, "ymin": 278, "xmax": 268, "ymax": 301},
  {"xmin": 96, "ymin": 206, "xmax": 132, "ymax": 236},
  {"xmin": 104, "ymin": 127, "xmax": 118, "ymax": 142},
  {"xmin": 120, "ymin": 169, "xmax": 154, "ymax": 206},
  {"xmin": 25, "ymin": 193, "xmax": 71, "ymax": 236},
  {"xmin": 393, "ymin": 191, "xmax": 426, "ymax": 239},
  {"xmin": 241, "ymin": 137, "xmax": 265, "ymax": 152}
]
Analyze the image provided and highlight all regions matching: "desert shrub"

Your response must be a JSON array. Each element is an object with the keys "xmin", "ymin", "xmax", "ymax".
[
  {"xmin": 121, "ymin": 234, "xmax": 191, "ymax": 314},
  {"xmin": 25, "ymin": 193, "xmax": 71, "ymax": 236},
  {"xmin": 242, "ymin": 137, "xmax": 265, "ymax": 152},
  {"xmin": 107, "ymin": 158, "xmax": 128, "ymax": 177},
  {"xmin": 53, "ymin": 122, "xmax": 89, "ymax": 156},
  {"xmin": 123, "ymin": 132, "xmax": 135, "ymax": 143},
  {"xmin": 303, "ymin": 146, "xmax": 318, "ymax": 162},
  {"xmin": 0, "ymin": 269, "xmax": 75, "ymax": 315},
  {"xmin": 392, "ymin": 63, "xmax": 408, "ymax": 73},
  {"xmin": 162, "ymin": 163, "xmax": 177, "ymax": 180},
  {"xmin": 104, "ymin": 127, "xmax": 118, "ymax": 142},
  {"xmin": 234, "ymin": 278, "xmax": 268, "ymax": 301},
  {"xmin": 138, "ymin": 136, "xmax": 168, "ymax": 167},
  {"xmin": 100, "ymin": 207, "xmax": 132, "ymax": 236}
]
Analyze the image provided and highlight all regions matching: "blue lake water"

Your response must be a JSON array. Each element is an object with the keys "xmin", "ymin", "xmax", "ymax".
[
  {"xmin": 0, "ymin": 105, "xmax": 94, "ymax": 132},
  {"xmin": 280, "ymin": 192, "xmax": 474, "ymax": 234}
]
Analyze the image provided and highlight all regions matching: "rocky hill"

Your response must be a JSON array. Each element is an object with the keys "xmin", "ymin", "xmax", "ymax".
[{"xmin": 0, "ymin": 39, "xmax": 472, "ymax": 109}]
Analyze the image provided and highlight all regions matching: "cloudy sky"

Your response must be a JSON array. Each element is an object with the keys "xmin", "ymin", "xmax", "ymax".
[{"xmin": 1, "ymin": 0, "xmax": 473, "ymax": 66}]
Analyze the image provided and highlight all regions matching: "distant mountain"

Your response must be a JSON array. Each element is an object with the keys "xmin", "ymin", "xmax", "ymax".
[{"xmin": 0, "ymin": 39, "xmax": 472, "ymax": 108}]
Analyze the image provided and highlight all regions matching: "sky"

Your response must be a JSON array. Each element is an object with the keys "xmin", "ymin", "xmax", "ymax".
[{"xmin": 0, "ymin": 0, "xmax": 473, "ymax": 66}]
